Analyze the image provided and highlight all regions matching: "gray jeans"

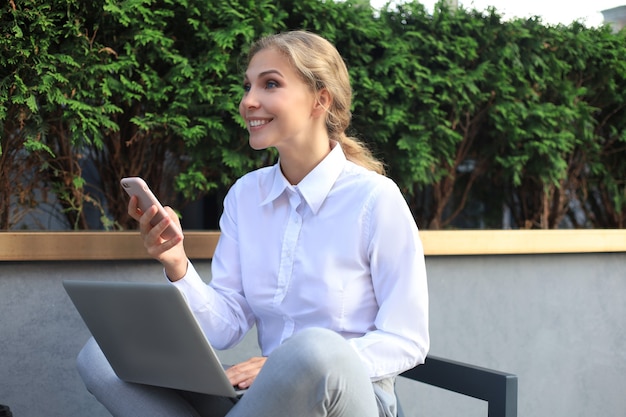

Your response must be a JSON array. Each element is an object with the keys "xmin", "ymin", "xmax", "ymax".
[{"xmin": 77, "ymin": 328, "xmax": 397, "ymax": 417}]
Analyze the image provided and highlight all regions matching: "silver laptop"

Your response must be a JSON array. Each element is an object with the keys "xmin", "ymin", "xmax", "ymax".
[{"xmin": 63, "ymin": 280, "xmax": 243, "ymax": 397}]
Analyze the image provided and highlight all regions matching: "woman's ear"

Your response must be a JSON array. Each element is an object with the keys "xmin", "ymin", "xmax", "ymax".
[{"xmin": 312, "ymin": 89, "xmax": 332, "ymax": 117}]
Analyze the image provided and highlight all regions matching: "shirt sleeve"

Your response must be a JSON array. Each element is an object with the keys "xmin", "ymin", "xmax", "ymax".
[
  {"xmin": 170, "ymin": 187, "xmax": 256, "ymax": 350},
  {"xmin": 348, "ymin": 179, "xmax": 430, "ymax": 380}
]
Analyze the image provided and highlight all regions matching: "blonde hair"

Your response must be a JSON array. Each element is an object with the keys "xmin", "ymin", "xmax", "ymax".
[{"xmin": 247, "ymin": 31, "xmax": 385, "ymax": 175}]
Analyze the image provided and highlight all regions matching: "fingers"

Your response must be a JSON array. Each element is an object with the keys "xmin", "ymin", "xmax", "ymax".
[
  {"xmin": 140, "ymin": 208, "xmax": 181, "ymax": 251},
  {"xmin": 127, "ymin": 195, "xmax": 142, "ymax": 221},
  {"xmin": 131, "ymin": 202, "xmax": 183, "ymax": 254},
  {"xmin": 164, "ymin": 206, "xmax": 182, "ymax": 228},
  {"xmin": 126, "ymin": 196, "xmax": 188, "ymax": 278},
  {"xmin": 225, "ymin": 357, "xmax": 267, "ymax": 389},
  {"xmin": 144, "ymin": 218, "xmax": 182, "ymax": 256}
]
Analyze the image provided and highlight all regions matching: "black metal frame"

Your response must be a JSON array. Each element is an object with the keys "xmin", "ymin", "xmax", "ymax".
[{"xmin": 397, "ymin": 355, "xmax": 518, "ymax": 417}]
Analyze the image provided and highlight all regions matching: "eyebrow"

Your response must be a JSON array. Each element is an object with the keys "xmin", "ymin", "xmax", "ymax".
[{"xmin": 244, "ymin": 69, "xmax": 284, "ymax": 80}]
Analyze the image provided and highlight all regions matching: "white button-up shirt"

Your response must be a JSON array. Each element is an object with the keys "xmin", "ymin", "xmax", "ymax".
[{"xmin": 173, "ymin": 142, "xmax": 429, "ymax": 380}]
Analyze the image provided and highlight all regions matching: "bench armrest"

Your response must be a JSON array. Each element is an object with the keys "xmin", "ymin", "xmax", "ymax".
[{"xmin": 399, "ymin": 355, "xmax": 518, "ymax": 417}]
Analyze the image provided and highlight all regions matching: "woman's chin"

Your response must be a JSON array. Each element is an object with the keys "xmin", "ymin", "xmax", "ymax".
[{"xmin": 248, "ymin": 137, "xmax": 271, "ymax": 151}]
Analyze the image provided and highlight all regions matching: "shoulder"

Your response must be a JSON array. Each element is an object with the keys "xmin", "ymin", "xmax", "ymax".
[
  {"xmin": 341, "ymin": 162, "xmax": 413, "ymax": 219},
  {"xmin": 339, "ymin": 161, "xmax": 401, "ymax": 197},
  {"xmin": 224, "ymin": 165, "xmax": 275, "ymax": 205}
]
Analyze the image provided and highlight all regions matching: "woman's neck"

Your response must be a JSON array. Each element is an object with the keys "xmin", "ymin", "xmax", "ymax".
[{"xmin": 278, "ymin": 138, "xmax": 332, "ymax": 185}]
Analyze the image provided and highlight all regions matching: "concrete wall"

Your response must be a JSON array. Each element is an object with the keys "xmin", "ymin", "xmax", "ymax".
[
  {"xmin": 602, "ymin": 5, "xmax": 626, "ymax": 32},
  {"xmin": 1, "ymin": 252, "xmax": 625, "ymax": 416}
]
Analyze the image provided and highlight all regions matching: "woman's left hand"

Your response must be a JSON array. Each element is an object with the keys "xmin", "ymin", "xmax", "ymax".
[{"xmin": 225, "ymin": 357, "xmax": 267, "ymax": 389}]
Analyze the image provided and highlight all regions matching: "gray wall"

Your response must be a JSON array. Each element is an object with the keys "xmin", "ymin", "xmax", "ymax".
[{"xmin": 1, "ymin": 252, "xmax": 625, "ymax": 416}]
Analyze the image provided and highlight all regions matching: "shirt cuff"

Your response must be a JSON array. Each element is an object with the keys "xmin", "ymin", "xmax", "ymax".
[{"xmin": 167, "ymin": 260, "xmax": 211, "ymax": 310}]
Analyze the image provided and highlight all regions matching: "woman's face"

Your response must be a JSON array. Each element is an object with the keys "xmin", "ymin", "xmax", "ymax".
[{"xmin": 239, "ymin": 48, "xmax": 319, "ymax": 152}]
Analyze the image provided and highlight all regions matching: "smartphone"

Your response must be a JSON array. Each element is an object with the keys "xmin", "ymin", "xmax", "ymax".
[{"xmin": 120, "ymin": 177, "xmax": 182, "ymax": 240}]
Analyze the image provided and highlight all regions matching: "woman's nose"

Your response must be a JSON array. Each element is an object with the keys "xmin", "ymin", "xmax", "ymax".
[{"xmin": 240, "ymin": 88, "xmax": 259, "ymax": 109}]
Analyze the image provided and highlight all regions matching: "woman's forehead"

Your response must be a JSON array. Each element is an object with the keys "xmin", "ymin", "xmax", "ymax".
[{"xmin": 245, "ymin": 48, "xmax": 293, "ymax": 78}]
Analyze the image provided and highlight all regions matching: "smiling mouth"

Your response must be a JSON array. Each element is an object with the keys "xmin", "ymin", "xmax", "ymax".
[{"xmin": 249, "ymin": 119, "xmax": 271, "ymax": 128}]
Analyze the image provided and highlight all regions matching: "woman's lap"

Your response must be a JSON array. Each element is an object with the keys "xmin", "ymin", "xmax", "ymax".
[{"xmin": 77, "ymin": 328, "xmax": 395, "ymax": 417}]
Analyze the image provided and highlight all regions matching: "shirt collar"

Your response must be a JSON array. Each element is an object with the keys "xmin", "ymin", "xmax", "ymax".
[{"xmin": 260, "ymin": 141, "xmax": 346, "ymax": 215}]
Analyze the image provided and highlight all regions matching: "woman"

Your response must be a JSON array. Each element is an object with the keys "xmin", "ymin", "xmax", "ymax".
[{"xmin": 77, "ymin": 30, "xmax": 429, "ymax": 417}]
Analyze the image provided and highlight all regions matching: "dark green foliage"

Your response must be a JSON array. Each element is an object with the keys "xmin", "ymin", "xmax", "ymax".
[
  {"xmin": 1, "ymin": 0, "xmax": 284, "ymax": 228},
  {"xmin": 1, "ymin": 0, "xmax": 625, "ymax": 230}
]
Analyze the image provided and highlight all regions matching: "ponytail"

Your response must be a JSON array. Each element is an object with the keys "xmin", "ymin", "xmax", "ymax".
[{"xmin": 337, "ymin": 134, "xmax": 385, "ymax": 175}]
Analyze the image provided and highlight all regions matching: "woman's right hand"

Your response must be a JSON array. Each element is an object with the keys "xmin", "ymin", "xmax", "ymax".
[{"xmin": 128, "ymin": 195, "xmax": 188, "ymax": 281}]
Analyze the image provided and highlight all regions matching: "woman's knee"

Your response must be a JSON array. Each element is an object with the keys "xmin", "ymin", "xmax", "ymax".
[
  {"xmin": 251, "ymin": 328, "xmax": 376, "ymax": 415},
  {"xmin": 278, "ymin": 328, "xmax": 356, "ymax": 374}
]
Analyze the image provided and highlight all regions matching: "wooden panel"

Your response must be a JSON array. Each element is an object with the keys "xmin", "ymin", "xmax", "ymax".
[
  {"xmin": 418, "ymin": 230, "xmax": 626, "ymax": 255},
  {"xmin": 0, "ymin": 231, "xmax": 220, "ymax": 261},
  {"xmin": 0, "ymin": 230, "xmax": 625, "ymax": 261}
]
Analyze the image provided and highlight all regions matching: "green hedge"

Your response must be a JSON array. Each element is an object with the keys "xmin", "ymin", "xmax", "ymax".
[{"xmin": 2, "ymin": 0, "xmax": 625, "ymax": 230}]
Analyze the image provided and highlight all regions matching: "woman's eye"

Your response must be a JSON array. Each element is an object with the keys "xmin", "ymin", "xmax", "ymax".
[
  {"xmin": 266, "ymin": 80, "xmax": 278, "ymax": 89},
  {"xmin": 243, "ymin": 83, "xmax": 251, "ymax": 92}
]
